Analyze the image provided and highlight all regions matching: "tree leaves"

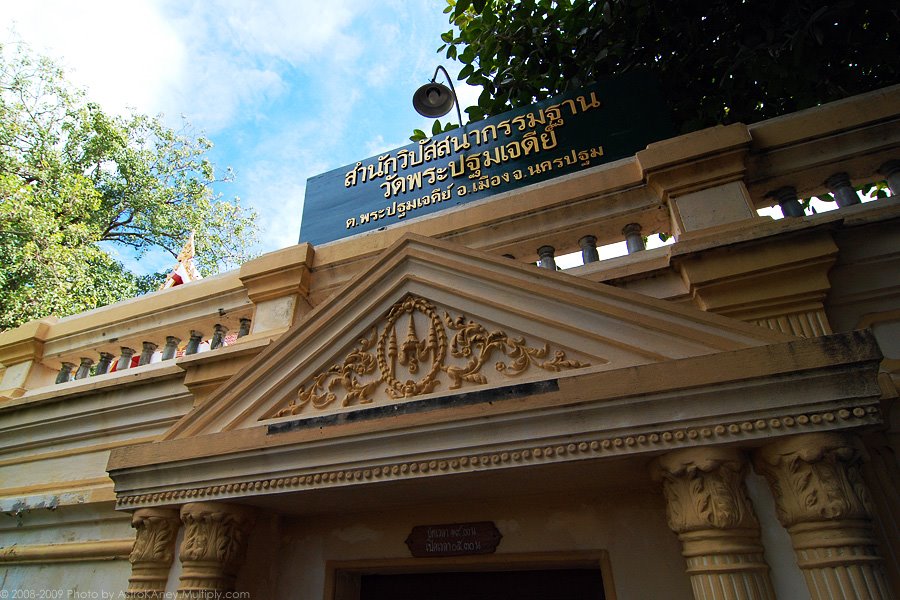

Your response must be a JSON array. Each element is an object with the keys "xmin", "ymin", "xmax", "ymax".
[
  {"xmin": 438, "ymin": 0, "xmax": 899, "ymax": 133},
  {"xmin": 0, "ymin": 43, "xmax": 259, "ymax": 331}
]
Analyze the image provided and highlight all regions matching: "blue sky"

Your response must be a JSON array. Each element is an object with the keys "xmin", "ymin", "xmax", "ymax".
[{"xmin": 2, "ymin": 0, "xmax": 481, "ymax": 275}]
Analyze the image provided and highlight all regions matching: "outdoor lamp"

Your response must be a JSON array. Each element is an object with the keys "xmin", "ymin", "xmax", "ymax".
[{"xmin": 413, "ymin": 65, "xmax": 463, "ymax": 127}]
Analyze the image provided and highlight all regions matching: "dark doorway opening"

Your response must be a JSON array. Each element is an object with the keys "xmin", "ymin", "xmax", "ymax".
[{"xmin": 359, "ymin": 568, "xmax": 605, "ymax": 600}]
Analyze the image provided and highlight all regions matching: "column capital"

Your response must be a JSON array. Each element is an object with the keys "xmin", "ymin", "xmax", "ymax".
[
  {"xmin": 653, "ymin": 446, "xmax": 759, "ymax": 534},
  {"xmin": 177, "ymin": 502, "xmax": 256, "ymax": 599},
  {"xmin": 653, "ymin": 446, "xmax": 775, "ymax": 600},
  {"xmin": 753, "ymin": 432, "xmax": 872, "ymax": 528},
  {"xmin": 754, "ymin": 432, "xmax": 894, "ymax": 599},
  {"xmin": 127, "ymin": 508, "xmax": 181, "ymax": 599}
]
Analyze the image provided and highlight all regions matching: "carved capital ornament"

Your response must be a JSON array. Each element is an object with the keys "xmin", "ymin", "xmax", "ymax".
[
  {"xmin": 754, "ymin": 432, "xmax": 873, "ymax": 527},
  {"xmin": 654, "ymin": 447, "xmax": 775, "ymax": 600},
  {"xmin": 655, "ymin": 448, "xmax": 759, "ymax": 534},
  {"xmin": 126, "ymin": 508, "xmax": 181, "ymax": 599},
  {"xmin": 754, "ymin": 433, "xmax": 894, "ymax": 600},
  {"xmin": 176, "ymin": 502, "xmax": 256, "ymax": 599}
]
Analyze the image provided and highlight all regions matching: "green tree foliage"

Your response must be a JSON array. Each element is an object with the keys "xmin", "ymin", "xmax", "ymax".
[
  {"xmin": 0, "ymin": 43, "xmax": 259, "ymax": 331},
  {"xmin": 439, "ymin": 0, "xmax": 898, "ymax": 133}
]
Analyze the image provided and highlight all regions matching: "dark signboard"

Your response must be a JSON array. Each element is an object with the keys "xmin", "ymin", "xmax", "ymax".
[
  {"xmin": 405, "ymin": 521, "xmax": 502, "ymax": 558},
  {"xmin": 300, "ymin": 72, "xmax": 672, "ymax": 245}
]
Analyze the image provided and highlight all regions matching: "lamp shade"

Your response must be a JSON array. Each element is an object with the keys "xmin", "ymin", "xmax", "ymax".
[{"xmin": 412, "ymin": 82, "xmax": 455, "ymax": 118}]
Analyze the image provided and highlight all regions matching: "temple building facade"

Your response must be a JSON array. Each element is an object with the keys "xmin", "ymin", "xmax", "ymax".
[{"xmin": 1, "ymin": 84, "xmax": 899, "ymax": 600}]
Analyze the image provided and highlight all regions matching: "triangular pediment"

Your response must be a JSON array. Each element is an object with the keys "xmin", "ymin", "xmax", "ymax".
[{"xmin": 163, "ymin": 234, "xmax": 792, "ymax": 440}]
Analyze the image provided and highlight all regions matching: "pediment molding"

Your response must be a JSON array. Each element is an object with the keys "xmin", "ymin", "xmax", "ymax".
[{"xmin": 161, "ymin": 233, "xmax": 793, "ymax": 441}]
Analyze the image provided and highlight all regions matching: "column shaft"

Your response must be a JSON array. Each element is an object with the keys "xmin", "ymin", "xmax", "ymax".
[
  {"xmin": 755, "ymin": 432, "xmax": 895, "ymax": 600},
  {"xmin": 654, "ymin": 447, "xmax": 776, "ymax": 600}
]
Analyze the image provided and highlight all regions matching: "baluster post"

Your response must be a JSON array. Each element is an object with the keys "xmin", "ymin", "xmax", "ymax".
[
  {"xmin": 767, "ymin": 186, "xmax": 804, "ymax": 218},
  {"xmin": 74, "ymin": 357, "xmax": 94, "ymax": 380},
  {"xmin": 210, "ymin": 324, "xmax": 228, "ymax": 350},
  {"xmin": 237, "ymin": 318, "xmax": 252, "ymax": 339},
  {"xmin": 579, "ymin": 235, "xmax": 599, "ymax": 264},
  {"xmin": 55, "ymin": 362, "xmax": 75, "ymax": 384},
  {"xmin": 878, "ymin": 160, "xmax": 900, "ymax": 196},
  {"xmin": 117, "ymin": 347, "xmax": 135, "ymax": 371},
  {"xmin": 537, "ymin": 245, "xmax": 557, "ymax": 270},
  {"xmin": 622, "ymin": 223, "xmax": 646, "ymax": 253},
  {"xmin": 185, "ymin": 331, "xmax": 203, "ymax": 355},
  {"xmin": 825, "ymin": 172, "xmax": 860, "ymax": 207},
  {"xmin": 96, "ymin": 352, "xmax": 114, "ymax": 375},
  {"xmin": 161, "ymin": 336, "xmax": 181, "ymax": 361},
  {"xmin": 138, "ymin": 341, "xmax": 158, "ymax": 366}
]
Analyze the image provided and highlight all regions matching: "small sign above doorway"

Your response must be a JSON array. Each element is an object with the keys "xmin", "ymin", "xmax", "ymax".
[{"xmin": 405, "ymin": 521, "xmax": 502, "ymax": 557}]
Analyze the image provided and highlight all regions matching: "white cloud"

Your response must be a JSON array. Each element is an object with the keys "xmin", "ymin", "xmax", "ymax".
[
  {"xmin": 3, "ymin": 0, "xmax": 483, "ymax": 261},
  {"xmin": 149, "ymin": 0, "xmax": 372, "ymax": 134},
  {"xmin": 219, "ymin": 0, "xmax": 362, "ymax": 64},
  {"xmin": 169, "ymin": 57, "xmax": 287, "ymax": 133},
  {"xmin": 364, "ymin": 135, "xmax": 387, "ymax": 156},
  {"xmin": 237, "ymin": 161, "xmax": 311, "ymax": 251},
  {"xmin": 2, "ymin": 0, "xmax": 185, "ymax": 116}
]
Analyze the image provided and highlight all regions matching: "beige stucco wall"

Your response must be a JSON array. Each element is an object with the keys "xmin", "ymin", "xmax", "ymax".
[
  {"xmin": 1, "ymin": 86, "xmax": 897, "ymax": 600},
  {"xmin": 2, "ymin": 561, "xmax": 131, "ymax": 597},
  {"xmin": 233, "ymin": 488, "xmax": 692, "ymax": 600}
]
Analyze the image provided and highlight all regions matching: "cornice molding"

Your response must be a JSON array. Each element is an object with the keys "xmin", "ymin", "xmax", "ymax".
[{"xmin": 115, "ymin": 404, "xmax": 881, "ymax": 510}]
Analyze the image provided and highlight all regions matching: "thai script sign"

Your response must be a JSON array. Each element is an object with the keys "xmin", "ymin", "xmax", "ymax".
[
  {"xmin": 405, "ymin": 521, "xmax": 502, "ymax": 557},
  {"xmin": 299, "ymin": 72, "xmax": 673, "ymax": 245}
]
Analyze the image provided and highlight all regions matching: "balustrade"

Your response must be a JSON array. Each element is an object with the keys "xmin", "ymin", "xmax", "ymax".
[
  {"xmin": 3, "ymin": 87, "xmax": 897, "ymax": 395},
  {"xmin": 544, "ymin": 156, "xmax": 895, "ymax": 272},
  {"xmin": 39, "ymin": 154, "xmax": 900, "ymax": 387},
  {"xmin": 48, "ymin": 320, "xmax": 251, "ymax": 386}
]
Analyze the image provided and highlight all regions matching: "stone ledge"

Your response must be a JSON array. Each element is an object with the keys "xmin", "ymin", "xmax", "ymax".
[{"xmin": 0, "ymin": 539, "xmax": 133, "ymax": 564}]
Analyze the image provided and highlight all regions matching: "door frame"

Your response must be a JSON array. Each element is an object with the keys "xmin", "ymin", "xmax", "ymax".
[{"xmin": 326, "ymin": 550, "xmax": 617, "ymax": 600}]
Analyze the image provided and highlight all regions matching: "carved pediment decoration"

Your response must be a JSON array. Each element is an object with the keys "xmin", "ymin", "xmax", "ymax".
[{"xmin": 270, "ymin": 295, "xmax": 596, "ymax": 418}]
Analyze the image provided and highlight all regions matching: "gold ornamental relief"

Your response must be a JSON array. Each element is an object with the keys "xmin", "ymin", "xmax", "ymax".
[{"xmin": 273, "ymin": 295, "xmax": 595, "ymax": 417}]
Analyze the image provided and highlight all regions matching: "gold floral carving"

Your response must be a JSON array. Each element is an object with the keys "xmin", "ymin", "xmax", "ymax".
[{"xmin": 275, "ymin": 295, "xmax": 592, "ymax": 416}]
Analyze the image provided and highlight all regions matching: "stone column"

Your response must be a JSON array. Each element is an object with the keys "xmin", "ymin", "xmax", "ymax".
[
  {"xmin": 754, "ymin": 432, "xmax": 894, "ymax": 600},
  {"xmin": 126, "ymin": 508, "xmax": 181, "ymax": 599},
  {"xmin": 176, "ymin": 502, "xmax": 256, "ymax": 599},
  {"xmin": 653, "ymin": 447, "xmax": 776, "ymax": 600}
]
